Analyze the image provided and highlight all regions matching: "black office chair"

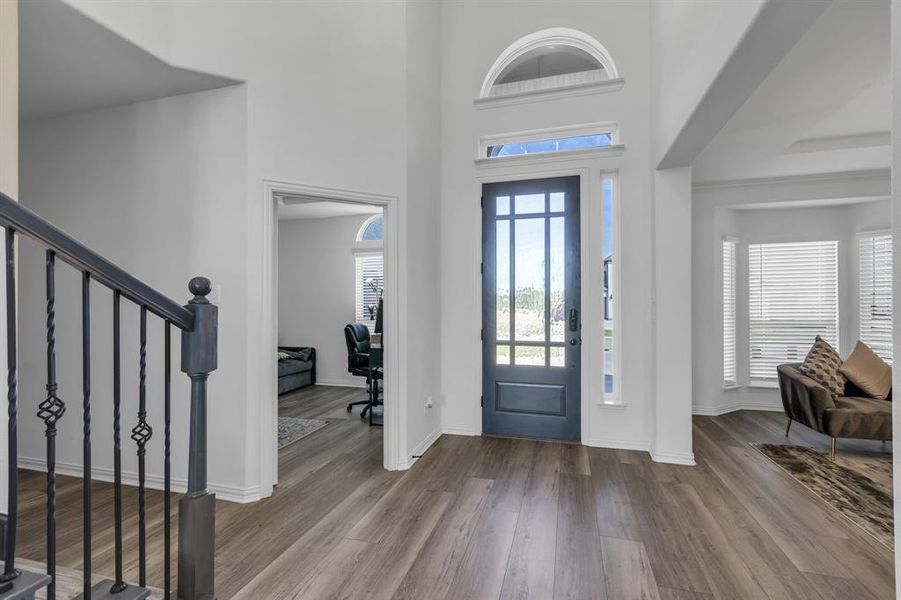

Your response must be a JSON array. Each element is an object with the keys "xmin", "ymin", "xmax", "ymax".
[{"xmin": 344, "ymin": 323, "xmax": 382, "ymax": 418}]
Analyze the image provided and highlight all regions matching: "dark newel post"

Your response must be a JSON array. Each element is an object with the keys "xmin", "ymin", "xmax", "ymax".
[{"xmin": 178, "ymin": 277, "xmax": 217, "ymax": 600}]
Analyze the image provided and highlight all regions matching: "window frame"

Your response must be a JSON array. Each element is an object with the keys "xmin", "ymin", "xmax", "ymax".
[
  {"xmin": 479, "ymin": 122, "xmax": 620, "ymax": 161},
  {"xmin": 722, "ymin": 236, "xmax": 738, "ymax": 387},
  {"xmin": 600, "ymin": 171, "xmax": 621, "ymax": 405},
  {"xmin": 857, "ymin": 230, "xmax": 892, "ymax": 363},
  {"xmin": 353, "ymin": 214, "xmax": 385, "ymax": 329}
]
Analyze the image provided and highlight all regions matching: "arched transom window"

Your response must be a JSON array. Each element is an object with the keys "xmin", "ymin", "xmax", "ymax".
[{"xmin": 481, "ymin": 28, "xmax": 619, "ymax": 98}]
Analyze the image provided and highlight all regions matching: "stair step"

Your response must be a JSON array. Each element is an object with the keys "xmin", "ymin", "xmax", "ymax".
[
  {"xmin": 0, "ymin": 568, "xmax": 51, "ymax": 600},
  {"xmin": 70, "ymin": 580, "xmax": 151, "ymax": 600}
]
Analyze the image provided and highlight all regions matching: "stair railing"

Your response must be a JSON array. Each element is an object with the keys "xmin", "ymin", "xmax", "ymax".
[{"xmin": 0, "ymin": 191, "xmax": 218, "ymax": 600}]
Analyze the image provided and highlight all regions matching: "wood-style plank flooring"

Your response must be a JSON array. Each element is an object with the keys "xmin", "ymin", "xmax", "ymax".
[{"xmin": 16, "ymin": 387, "xmax": 895, "ymax": 599}]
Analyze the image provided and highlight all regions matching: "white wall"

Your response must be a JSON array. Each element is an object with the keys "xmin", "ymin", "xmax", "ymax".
[
  {"xmin": 277, "ymin": 215, "xmax": 375, "ymax": 387},
  {"xmin": 50, "ymin": 0, "xmax": 441, "ymax": 487},
  {"xmin": 693, "ymin": 177, "xmax": 891, "ymax": 416},
  {"xmin": 650, "ymin": 0, "xmax": 765, "ymax": 164},
  {"xmin": 19, "ymin": 85, "xmax": 251, "ymax": 500},
  {"xmin": 0, "ymin": 0, "xmax": 16, "ymax": 513},
  {"xmin": 439, "ymin": 1, "xmax": 660, "ymax": 454}
]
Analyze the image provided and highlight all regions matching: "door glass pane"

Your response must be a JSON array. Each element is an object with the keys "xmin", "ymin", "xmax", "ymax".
[
  {"xmin": 496, "ymin": 195, "xmax": 510, "ymax": 216},
  {"xmin": 603, "ymin": 177, "xmax": 615, "ymax": 395},
  {"xmin": 515, "ymin": 218, "xmax": 546, "ymax": 341},
  {"xmin": 550, "ymin": 217, "xmax": 565, "ymax": 342},
  {"xmin": 549, "ymin": 192, "xmax": 564, "ymax": 212},
  {"xmin": 515, "ymin": 193, "xmax": 545, "ymax": 214},
  {"xmin": 496, "ymin": 344, "xmax": 510, "ymax": 365},
  {"xmin": 550, "ymin": 346, "xmax": 565, "ymax": 367},
  {"xmin": 515, "ymin": 346, "xmax": 545, "ymax": 366},
  {"xmin": 496, "ymin": 220, "xmax": 511, "ymax": 341}
]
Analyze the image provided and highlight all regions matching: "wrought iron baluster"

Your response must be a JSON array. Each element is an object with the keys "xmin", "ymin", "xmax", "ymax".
[
  {"xmin": 164, "ymin": 322, "xmax": 172, "ymax": 599},
  {"xmin": 110, "ymin": 291, "xmax": 126, "ymax": 594},
  {"xmin": 131, "ymin": 306, "xmax": 152, "ymax": 587},
  {"xmin": 37, "ymin": 250, "xmax": 65, "ymax": 600},
  {"xmin": 1, "ymin": 227, "xmax": 20, "ymax": 591},
  {"xmin": 82, "ymin": 272, "xmax": 91, "ymax": 599}
]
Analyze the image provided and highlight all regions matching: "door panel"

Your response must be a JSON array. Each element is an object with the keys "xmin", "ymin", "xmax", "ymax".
[{"xmin": 482, "ymin": 176, "xmax": 581, "ymax": 441}]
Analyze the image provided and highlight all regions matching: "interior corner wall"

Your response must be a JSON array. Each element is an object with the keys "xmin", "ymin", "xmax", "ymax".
[
  {"xmin": 693, "ymin": 183, "xmax": 891, "ymax": 417},
  {"xmin": 18, "ymin": 85, "xmax": 252, "ymax": 500},
  {"xmin": 277, "ymin": 215, "xmax": 373, "ymax": 388},
  {"xmin": 652, "ymin": 166, "xmax": 694, "ymax": 465},
  {"xmin": 402, "ymin": 0, "xmax": 443, "ymax": 462},
  {"xmin": 0, "ymin": 0, "xmax": 16, "ymax": 514}
]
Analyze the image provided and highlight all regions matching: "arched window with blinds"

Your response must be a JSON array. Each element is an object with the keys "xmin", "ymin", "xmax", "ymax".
[
  {"xmin": 748, "ymin": 241, "xmax": 839, "ymax": 381},
  {"xmin": 858, "ymin": 232, "xmax": 892, "ymax": 363}
]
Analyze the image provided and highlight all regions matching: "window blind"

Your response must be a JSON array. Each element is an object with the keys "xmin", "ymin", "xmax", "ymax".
[
  {"xmin": 722, "ymin": 238, "xmax": 737, "ymax": 384},
  {"xmin": 355, "ymin": 253, "xmax": 384, "ymax": 325},
  {"xmin": 748, "ymin": 241, "xmax": 839, "ymax": 381},
  {"xmin": 859, "ymin": 233, "xmax": 892, "ymax": 363}
]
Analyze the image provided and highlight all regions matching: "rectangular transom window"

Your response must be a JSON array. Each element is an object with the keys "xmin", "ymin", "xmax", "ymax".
[
  {"xmin": 859, "ymin": 233, "xmax": 892, "ymax": 363},
  {"xmin": 481, "ymin": 123, "xmax": 618, "ymax": 159},
  {"xmin": 355, "ymin": 253, "xmax": 384, "ymax": 326},
  {"xmin": 748, "ymin": 241, "xmax": 839, "ymax": 381},
  {"xmin": 722, "ymin": 238, "xmax": 737, "ymax": 385}
]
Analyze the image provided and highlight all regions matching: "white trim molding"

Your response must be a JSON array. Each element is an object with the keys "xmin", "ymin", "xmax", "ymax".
[
  {"xmin": 397, "ymin": 427, "xmax": 442, "ymax": 470},
  {"xmin": 649, "ymin": 450, "xmax": 696, "ymax": 466},
  {"xmin": 262, "ymin": 179, "xmax": 403, "ymax": 486},
  {"xmin": 474, "ymin": 78, "xmax": 625, "ymax": 110},
  {"xmin": 479, "ymin": 27, "xmax": 620, "ymax": 98},
  {"xmin": 475, "ymin": 145, "xmax": 625, "ymax": 170},
  {"xmin": 478, "ymin": 121, "xmax": 620, "ymax": 159},
  {"xmin": 20, "ymin": 457, "xmax": 260, "ymax": 504}
]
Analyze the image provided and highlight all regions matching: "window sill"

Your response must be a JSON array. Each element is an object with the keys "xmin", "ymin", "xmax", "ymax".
[
  {"xmin": 596, "ymin": 398, "xmax": 626, "ymax": 409},
  {"xmin": 474, "ymin": 145, "xmax": 625, "ymax": 169},
  {"xmin": 473, "ymin": 78, "xmax": 626, "ymax": 109},
  {"xmin": 748, "ymin": 380, "xmax": 779, "ymax": 389},
  {"xmin": 722, "ymin": 382, "xmax": 742, "ymax": 391}
]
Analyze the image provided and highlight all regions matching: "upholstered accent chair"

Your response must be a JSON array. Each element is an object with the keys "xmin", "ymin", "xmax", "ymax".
[{"xmin": 777, "ymin": 363, "xmax": 892, "ymax": 460}]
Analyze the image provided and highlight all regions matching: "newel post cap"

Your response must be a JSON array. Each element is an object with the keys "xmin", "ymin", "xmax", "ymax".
[{"xmin": 181, "ymin": 276, "xmax": 218, "ymax": 375}]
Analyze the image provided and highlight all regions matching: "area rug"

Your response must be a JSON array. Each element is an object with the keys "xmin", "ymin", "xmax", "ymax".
[
  {"xmin": 751, "ymin": 443, "xmax": 893, "ymax": 549},
  {"xmin": 278, "ymin": 416, "xmax": 328, "ymax": 449}
]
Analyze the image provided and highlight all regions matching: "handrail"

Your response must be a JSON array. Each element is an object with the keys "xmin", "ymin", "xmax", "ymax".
[{"xmin": 0, "ymin": 192, "xmax": 194, "ymax": 330}]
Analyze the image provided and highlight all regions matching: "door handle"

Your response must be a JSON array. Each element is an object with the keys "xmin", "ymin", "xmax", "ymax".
[{"xmin": 568, "ymin": 308, "xmax": 579, "ymax": 332}]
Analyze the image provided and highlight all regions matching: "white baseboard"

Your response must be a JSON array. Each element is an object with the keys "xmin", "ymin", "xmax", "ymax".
[
  {"xmin": 693, "ymin": 399, "xmax": 783, "ymax": 416},
  {"xmin": 19, "ymin": 456, "xmax": 261, "ymax": 504},
  {"xmin": 314, "ymin": 379, "xmax": 367, "ymax": 388},
  {"xmin": 441, "ymin": 425, "xmax": 479, "ymax": 436},
  {"xmin": 583, "ymin": 437, "xmax": 650, "ymax": 452},
  {"xmin": 397, "ymin": 426, "xmax": 442, "ymax": 470},
  {"xmin": 650, "ymin": 449, "xmax": 696, "ymax": 466}
]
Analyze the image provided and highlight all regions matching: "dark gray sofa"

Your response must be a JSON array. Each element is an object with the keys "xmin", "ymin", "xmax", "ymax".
[{"xmin": 278, "ymin": 346, "xmax": 316, "ymax": 395}]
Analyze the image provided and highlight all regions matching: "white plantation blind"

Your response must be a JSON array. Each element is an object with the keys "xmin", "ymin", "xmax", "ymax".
[
  {"xmin": 748, "ymin": 241, "xmax": 839, "ymax": 381},
  {"xmin": 859, "ymin": 233, "xmax": 892, "ymax": 363},
  {"xmin": 722, "ymin": 238, "xmax": 737, "ymax": 384},
  {"xmin": 355, "ymin": 253, "xmax": 384, "ymax": 325}
]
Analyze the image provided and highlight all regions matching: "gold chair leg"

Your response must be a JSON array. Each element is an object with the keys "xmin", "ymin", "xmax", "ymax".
[
  {"xmin": 831, "ymin": 438, "xmax": 836, "ymax": 461},
  {"xmin": 785, "ymin": 418, "xmax": 792, "ymax": 437}
]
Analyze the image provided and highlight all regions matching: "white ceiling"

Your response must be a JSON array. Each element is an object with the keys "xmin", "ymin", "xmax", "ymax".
[
  {"xmin": 19, "ymin": 0, "xmax": 238, "ymax": 122},
  {"xmin": 692, "ymin": 0, "xmax": 891, "ymax": 183},
  {"xmin": 277, "ymin": 197, "xmax": 383, "ymax": 221}
]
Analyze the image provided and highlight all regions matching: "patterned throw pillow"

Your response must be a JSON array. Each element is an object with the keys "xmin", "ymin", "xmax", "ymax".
[{"xmin": 799, "ymin": 336, "xmax": 846, "ymax": 396}]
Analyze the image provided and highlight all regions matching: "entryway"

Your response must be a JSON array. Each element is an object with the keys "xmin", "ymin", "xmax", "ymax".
[{"xmin": 482, "ymin": 176, "xmax": 582, "ymax": 441}]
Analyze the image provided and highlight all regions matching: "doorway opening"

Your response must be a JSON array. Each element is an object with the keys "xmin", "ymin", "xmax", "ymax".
[{"xmin": 261, "ymin": 181, "xmax": 400, "ymax": 490}]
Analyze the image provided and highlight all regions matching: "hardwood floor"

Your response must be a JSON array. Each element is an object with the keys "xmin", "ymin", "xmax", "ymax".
[{"xmin": 16, "ymin": 388, "xmax": 896, "ymax": 599}]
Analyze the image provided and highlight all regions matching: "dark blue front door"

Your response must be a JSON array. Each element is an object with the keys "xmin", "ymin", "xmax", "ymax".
[{"xmin": 482, "ymin": 176, "xmax": 581, "ymax": 441}]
